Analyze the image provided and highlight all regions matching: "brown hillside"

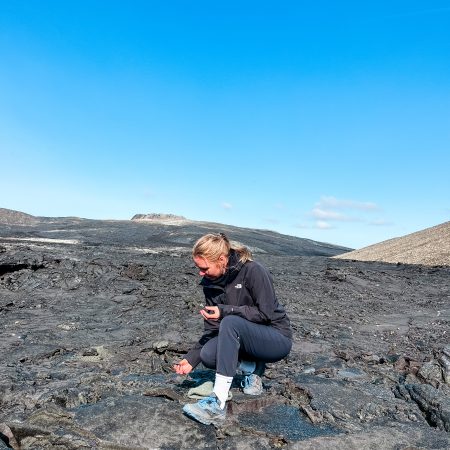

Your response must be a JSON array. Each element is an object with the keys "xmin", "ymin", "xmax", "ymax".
[
  {"xmin": 334, "ymin": 221, "xmax": 450, "ymax": 266},
  {"xmin": 0, "ymin": 208, "xmax": 39, "ymax": 225}
]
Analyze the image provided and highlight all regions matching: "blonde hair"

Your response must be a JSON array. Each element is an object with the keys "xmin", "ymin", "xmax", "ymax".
[{"xmin": 192, "ymin": 233, "xmax": 253, "ymax": 264}]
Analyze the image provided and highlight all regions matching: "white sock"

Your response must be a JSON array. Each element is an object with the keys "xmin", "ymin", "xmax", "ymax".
[
  {"xmin": 213, "ymin": 373, "xmax": 233, "ymax": 409},
  {"xmin": 239, "ymin": 360, "xmax": 256, "ymax": 374}
]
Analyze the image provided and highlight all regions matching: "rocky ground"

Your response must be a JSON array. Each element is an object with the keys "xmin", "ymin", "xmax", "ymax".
[{"xmin": 0, "ymin": 213, "xmax": 449, "ymax": 449}]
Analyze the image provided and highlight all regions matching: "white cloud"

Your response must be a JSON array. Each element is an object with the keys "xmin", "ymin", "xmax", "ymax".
[
  {"xmin": 301, "ymin": 196, "xmax": 387, "ymax": 234},
  {"xmin": 311, "ymin": 208, "xmax": 354, "ymax": 221},
  {"xmin": 222, "ymin": 202, "xmax": 232, "ymax": 210},
  {"xmin": 315, "ymin": 220, "xmax": 333, "ymax": 229},
  {"xmin": 306, "ymin": 195, "xmax": 381, "ymax": 225},
  {"xmin": 317, "ymin": 196, "xmax": 379, "ymax": 211}
]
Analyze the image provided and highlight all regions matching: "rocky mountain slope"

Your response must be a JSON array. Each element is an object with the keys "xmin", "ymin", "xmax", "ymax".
[
  {"xmin": 334, "ymin": 221, "xmax": 450, "ymax": 266},
  {"xmin": 0, "ymin": 208, "xmax": 39, "ymax": 226},
  {"xmin": 0, "ymin": 208, "xmax": 351, "ymax": 257}
]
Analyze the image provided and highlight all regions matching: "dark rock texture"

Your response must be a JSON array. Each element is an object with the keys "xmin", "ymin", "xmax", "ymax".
[
  {"xmin": 0, "ymin": 209, "xmax": 352, "ymax": 257},
  {"xmin": 0, "ymin": 210, "xmax": 449, "ymax": 449}
]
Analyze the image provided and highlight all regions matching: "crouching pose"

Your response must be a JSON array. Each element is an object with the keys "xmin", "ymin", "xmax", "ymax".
[{"xmin": 173, "ymin": 232, "xmax": 292, "ymax": 425}]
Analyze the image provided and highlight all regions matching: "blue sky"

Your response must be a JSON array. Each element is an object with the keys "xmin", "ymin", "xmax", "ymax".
[{"xmin": 1, "ymin": 1, "xmax": 449, "ymax": 249}]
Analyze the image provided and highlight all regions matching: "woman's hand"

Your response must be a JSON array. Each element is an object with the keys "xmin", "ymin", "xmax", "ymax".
[
  {"xmin": 173, "ymin": 358, "xmax": 193, "ymax": 375},
  {"xmin": 200, "ymin": 305, "xmax": 220, "ymax": 320}
]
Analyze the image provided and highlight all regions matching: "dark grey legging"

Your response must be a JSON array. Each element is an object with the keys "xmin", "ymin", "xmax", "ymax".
[{"xmin": 199, "ymin": 315, "xmax": 292, "ymax": 377}]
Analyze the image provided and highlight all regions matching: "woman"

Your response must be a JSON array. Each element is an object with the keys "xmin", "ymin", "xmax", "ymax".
[{"xmin": 174, "ymin": 232, "xmax": 292, "ymax": 425}]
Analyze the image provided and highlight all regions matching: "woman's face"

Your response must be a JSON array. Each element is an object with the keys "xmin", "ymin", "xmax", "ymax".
[{"xmin": 193, "ymin": 255, "xmax": 226, "ymax": 279}]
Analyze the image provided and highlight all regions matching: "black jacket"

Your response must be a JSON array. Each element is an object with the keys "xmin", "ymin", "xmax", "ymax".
[{"xmin": 185, "ymin": 251, "xmax": 292, "ymax": 368}]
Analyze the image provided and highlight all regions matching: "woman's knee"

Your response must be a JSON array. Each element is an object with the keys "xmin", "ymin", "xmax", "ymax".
[{"xmin": 219, "ymin": 314, "xmax": 245, "ymax": 331}]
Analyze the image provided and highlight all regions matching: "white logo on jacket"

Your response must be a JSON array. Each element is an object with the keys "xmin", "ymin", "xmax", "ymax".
[{"xmin": 234, "ymin": 283, "xmax": 242, "ymax": 289}]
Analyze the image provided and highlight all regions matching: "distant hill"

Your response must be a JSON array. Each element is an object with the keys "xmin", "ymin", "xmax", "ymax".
[
  {"xmin": 334, "ymin": 221, "xmax": 450, "ymax": 266},
  {"xmin": 0, "ymin": 208, "xmax": 351, "ymax": 257},
  {"xmin": 131, "ymin": 213, "xmax": 187, "ymax": 224},
  {"xmin": 0, "ymin": 208, "xmax": 39, "ymax": 225}
]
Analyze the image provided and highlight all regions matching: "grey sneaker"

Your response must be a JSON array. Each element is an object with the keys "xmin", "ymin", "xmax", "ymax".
[
  {"xmin": 182, "ymin": 395, "xmax": 226, "ymax": 426},
  {"xmin": 241, "ymin": 373, "xmax": 263, "ymax": 395}
]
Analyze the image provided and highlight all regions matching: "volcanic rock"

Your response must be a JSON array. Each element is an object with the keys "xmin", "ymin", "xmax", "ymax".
[{"xmin": 0, "ymin": 209, "xmax": 449, "ymax": 449}]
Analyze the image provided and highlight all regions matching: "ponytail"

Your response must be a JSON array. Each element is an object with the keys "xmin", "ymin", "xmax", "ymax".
[{"xmin": 192, "ymin": 232, "xmax": 253, "ymax": 264}]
